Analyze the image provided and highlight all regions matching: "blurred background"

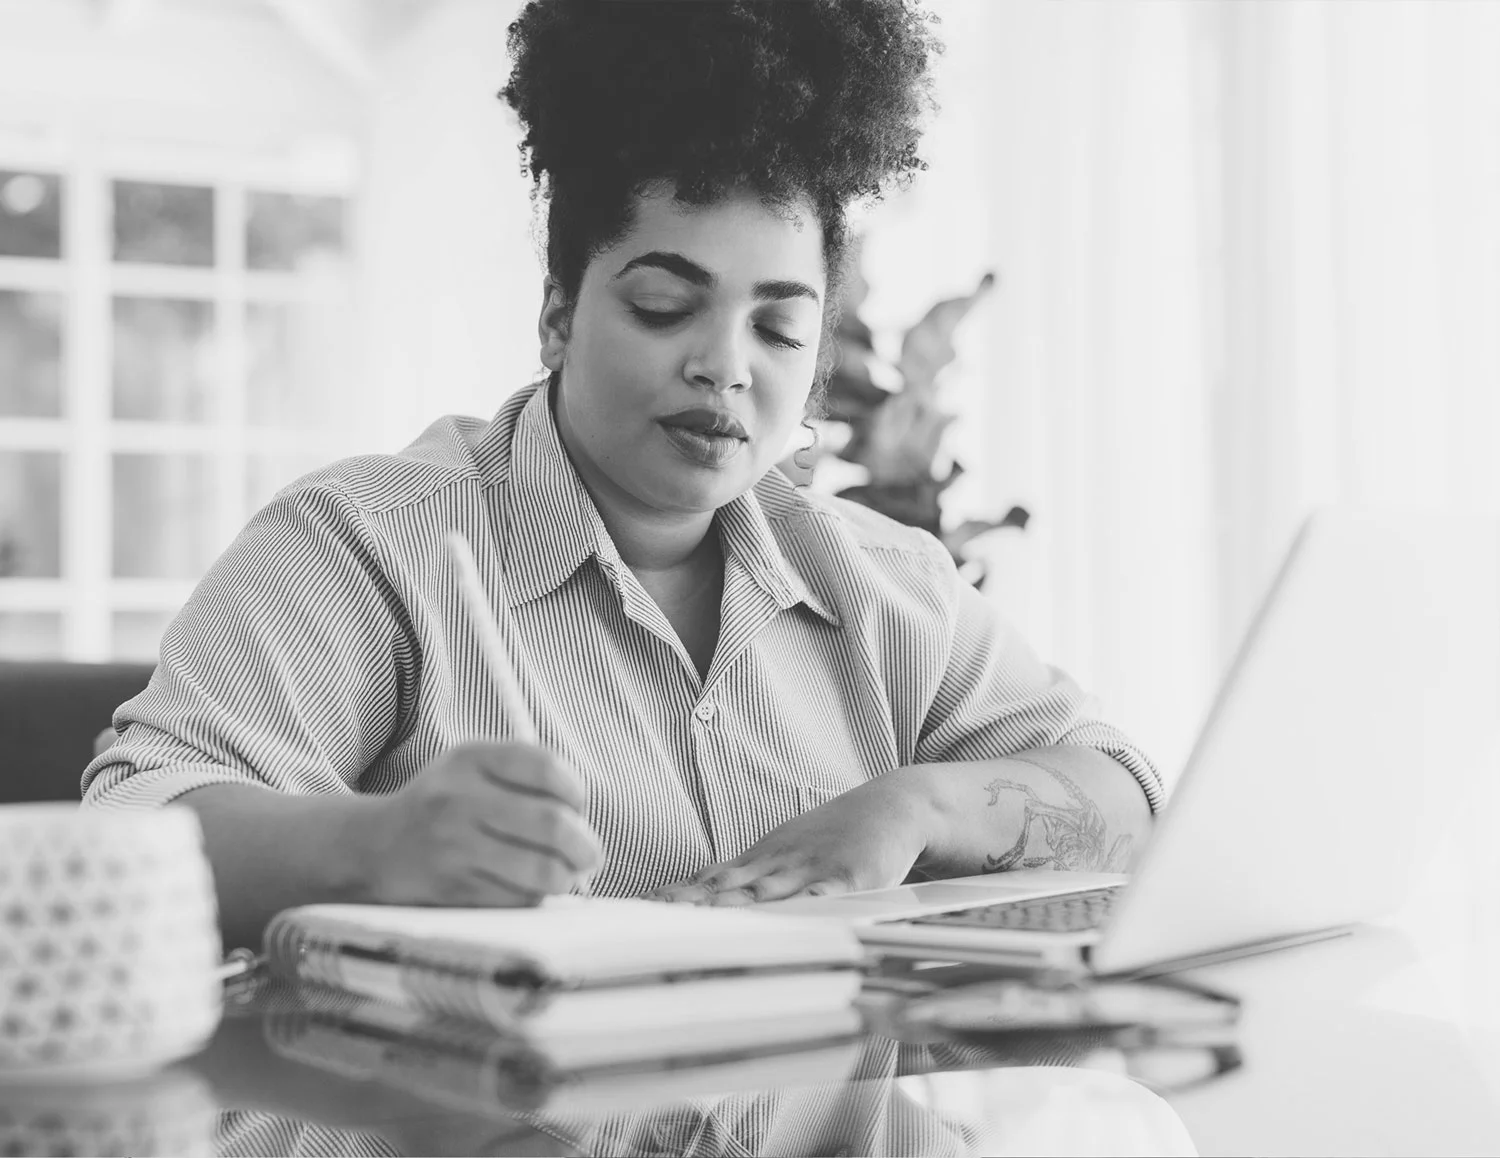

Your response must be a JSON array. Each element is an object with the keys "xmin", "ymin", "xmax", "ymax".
[{"xmin": 1, "ymin": 0, "xmax": 1497, "ymax": 785}]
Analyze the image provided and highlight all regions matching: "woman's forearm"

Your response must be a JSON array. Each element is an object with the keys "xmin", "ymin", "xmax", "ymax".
[
  {"xmin": 887, "ymin": 745, "xmax": 1155, "ymax": 880},
  {"xmin": 177, "ymin": 783, "xmax": 383, "ymax": 952}
]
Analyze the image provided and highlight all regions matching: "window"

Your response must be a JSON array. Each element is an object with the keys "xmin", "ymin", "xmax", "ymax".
[{"xmin": 0, "ymin": 156, "xmax": 358, "ymax": 663}]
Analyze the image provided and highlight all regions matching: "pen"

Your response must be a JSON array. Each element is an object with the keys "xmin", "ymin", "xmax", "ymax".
[
  {"xmin": 443, "ymin": 531, "xmax": 595, "ymax": 895},
  {"xmin": 444, "ymin": 530, "xmax": 540, "ymax": 746}
]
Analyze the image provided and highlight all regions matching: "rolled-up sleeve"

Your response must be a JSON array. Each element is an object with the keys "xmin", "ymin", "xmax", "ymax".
[
  {"xmin": 82, "ymin": 483, "xmax": 415, "ymax": 810},
  {"xmin": 913, "ymin": 542, "xmax": 1164, "ymax": 813}
]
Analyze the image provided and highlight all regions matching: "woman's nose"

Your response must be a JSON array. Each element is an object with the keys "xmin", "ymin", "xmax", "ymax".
[{"xmin": 683, "ymin": 321, "xmax": 751, "ymax": 392}]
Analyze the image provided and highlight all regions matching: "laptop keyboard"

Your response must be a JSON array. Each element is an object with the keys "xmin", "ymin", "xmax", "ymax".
[{"xmin": 907, "ymin": 886, "xmax": 1123, "ymax": 933}]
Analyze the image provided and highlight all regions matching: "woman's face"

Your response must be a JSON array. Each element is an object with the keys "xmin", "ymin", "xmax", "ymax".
[{"xmin": 543, "ymin": 184, "xmax": 826, "ymax": 520}]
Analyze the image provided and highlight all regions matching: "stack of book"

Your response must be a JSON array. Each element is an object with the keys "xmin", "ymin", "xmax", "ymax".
[{"xmin": 260, "ymin": 895, "xmax": 868, "ymax": 1114}]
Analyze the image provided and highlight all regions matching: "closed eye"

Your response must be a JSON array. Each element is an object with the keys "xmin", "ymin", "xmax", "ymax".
[
  {"xmin": 627, "ymin": 307, "xmax": 687, "ymax": 330},
  {"xmin": 757, "ymin": 326, "xmax": 804, "ymax": 351},
  {"xmin": 631, "ymin": 306, "xmax": 805, "ymax": 351},
  {"xmin": 630, "ymin": 306, "xmax": 688, "ymax": 329}
]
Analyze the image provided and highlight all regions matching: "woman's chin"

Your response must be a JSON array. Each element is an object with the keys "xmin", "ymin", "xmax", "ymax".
[{"xmin": 638, "ymin": 464, "xmax": 755, "ymax": 515}]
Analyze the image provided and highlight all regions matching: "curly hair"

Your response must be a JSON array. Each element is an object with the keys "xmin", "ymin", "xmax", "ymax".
[{"xmin": 498, "ymin": 0, "xmax": 939, "ymax": 410}]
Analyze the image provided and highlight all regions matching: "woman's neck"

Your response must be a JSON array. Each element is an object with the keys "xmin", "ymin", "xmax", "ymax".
[
  {"xmin": 597, "ymin": 500, "xmax": 718, "ymax": 576},
  {"xmin": 561, "ymin": 439, "xmax": 718, "ymax": 573}
]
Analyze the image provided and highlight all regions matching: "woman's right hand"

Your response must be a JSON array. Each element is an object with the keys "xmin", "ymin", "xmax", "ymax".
[{"xmin": 361, "ymin": 740, "xmax": 602, "ymax": 907}]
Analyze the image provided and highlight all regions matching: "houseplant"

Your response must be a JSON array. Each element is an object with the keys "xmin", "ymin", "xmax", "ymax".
[{"xmin": 787, "ymin": 253, "xmax": 1027, "ymax": 588}]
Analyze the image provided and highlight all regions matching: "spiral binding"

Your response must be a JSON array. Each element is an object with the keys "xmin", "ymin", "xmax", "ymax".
[
  {"xmin": 262, "ymin": 913, "xmax": 548, "ymax": 1027},
  {"xmin": 264, "ymin": 1006, "xmax": 553, "ymax": 1113}
]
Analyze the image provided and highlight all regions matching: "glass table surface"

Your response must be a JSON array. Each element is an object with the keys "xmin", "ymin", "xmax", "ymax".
[{"xmin": 5, "ymin": 918, "xmax": 1500, "ymax": 1157}]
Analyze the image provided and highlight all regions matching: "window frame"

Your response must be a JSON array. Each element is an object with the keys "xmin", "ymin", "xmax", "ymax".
[{"xmin": 0, "ymin": 135, "xmax": 362, "ymax": 662}]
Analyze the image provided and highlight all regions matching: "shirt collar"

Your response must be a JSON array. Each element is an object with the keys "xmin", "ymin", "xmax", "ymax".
[
  {"xmin": 487, "ymin": 382, "xmax": 838, "ymax": 626},
  {"xmin": 719, "ymin": 479, "xmax": 840, "ymax": 626},
  {"xmin": 491, "ymin": 382, "xmax": 613, "ymax": 608}
]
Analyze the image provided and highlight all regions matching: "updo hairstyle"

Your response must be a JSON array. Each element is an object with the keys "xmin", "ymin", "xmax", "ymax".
[{"xmin": 499, "ymin": 0, "xmax": 939, "ymax": 408}]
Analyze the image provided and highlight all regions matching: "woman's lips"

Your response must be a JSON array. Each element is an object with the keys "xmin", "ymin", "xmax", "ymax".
[{"xmin": 657, "ymin": 421, "xmax": 746, "ymax": 467}]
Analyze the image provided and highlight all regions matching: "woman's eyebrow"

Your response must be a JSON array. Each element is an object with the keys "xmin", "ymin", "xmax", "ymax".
[{"xmin": 613, "ymin": 250, "xmax": 820, "ymax": 303}]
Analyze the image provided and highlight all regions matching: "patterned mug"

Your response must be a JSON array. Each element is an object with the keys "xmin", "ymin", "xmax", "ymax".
[{"xmin": 0, "ymin": 803, "xmax": 223, "ymax": 1081}]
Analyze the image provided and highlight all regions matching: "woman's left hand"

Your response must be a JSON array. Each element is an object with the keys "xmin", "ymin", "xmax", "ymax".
[{"xmin": 645, "ymin": 774, "xmax": 933, "ymax": 905}]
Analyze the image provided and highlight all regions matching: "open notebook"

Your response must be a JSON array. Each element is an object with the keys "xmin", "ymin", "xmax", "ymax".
[{"xmin": 263, "ymin": 895, "xmax": 866, "ymax": 1038}]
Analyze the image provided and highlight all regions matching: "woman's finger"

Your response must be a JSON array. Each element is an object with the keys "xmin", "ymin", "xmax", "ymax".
[
  {"xmin": 706, "ymin": 866, "xmax": 822, "ymax": 906},
  {"xmin": 718, "ymin": 865, "xmax": 863, "ymax": 905},
  {"xmin": 790, "ymin": 875, "xmax": 859, "ymax": 900},
  {"xmin": 643, "ymin": 878, "xmax": 715, "ymax": 903},
  {"xmin": 644, "ymin": 849, "xmax": 800, "ymax": 903},
  {"xmin": 697, "ymin": 857, "xmax": 786, "ymax": 892},
  {"xmin": 648, "ymin": 885, "xmax": 703, "ymax": 904}
]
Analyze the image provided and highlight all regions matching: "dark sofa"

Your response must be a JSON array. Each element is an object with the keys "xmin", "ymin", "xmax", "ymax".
[{"xmin": 0, "ymin": 661, "xmax": 154, "ymax": 804}]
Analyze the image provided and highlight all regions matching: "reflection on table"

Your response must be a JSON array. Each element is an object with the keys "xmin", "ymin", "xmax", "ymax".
[
  {"xmin": 0, "ymin": 1067, "xmax": 217, "ymax": 1158},
  {"xmin": 177, "ymin": 980, "xmax": 1198, "ymax": 1158}
]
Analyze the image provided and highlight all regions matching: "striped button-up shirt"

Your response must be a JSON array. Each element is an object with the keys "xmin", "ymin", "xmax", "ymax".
[{"xmin": 82, "ymin": 382, "xmax": 1161, "ymax": 895}]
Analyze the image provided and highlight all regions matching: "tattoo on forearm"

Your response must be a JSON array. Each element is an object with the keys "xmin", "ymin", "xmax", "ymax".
[{"xmin": 982, "ymin": 759, "xmax": 1134, "ymax": 873}]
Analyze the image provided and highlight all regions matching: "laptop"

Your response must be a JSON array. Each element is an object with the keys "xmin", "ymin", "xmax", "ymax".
[{"xmin": 757, "ymin": 508, "xmax": 1499, "ymax": 978}]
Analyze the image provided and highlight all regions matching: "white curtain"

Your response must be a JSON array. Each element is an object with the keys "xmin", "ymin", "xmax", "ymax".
[
  {"xmin": 1206, "ymin": 0, "xmax": 1500, "ymax": 655},
  {"xmin": 860, "ymin": 0, "xmax": 1500, "ymax": 782}
]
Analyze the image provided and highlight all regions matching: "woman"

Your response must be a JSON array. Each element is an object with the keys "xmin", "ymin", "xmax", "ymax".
[{"xmin": 83, "ymin": 0, "xmax": 1160, "ymax": 951}]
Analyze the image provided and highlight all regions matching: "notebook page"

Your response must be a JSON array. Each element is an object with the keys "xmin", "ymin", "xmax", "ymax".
[{"xmin": 290, "ymin": 896, "xmax": 862, "ymax": 983}]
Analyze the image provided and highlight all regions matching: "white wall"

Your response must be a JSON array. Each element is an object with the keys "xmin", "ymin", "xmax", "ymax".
[
  {"xmin": 0, "ymin": 0, "xmax": 363, "ymax": 163},
  {"xmin": 362, "ymin": 0, "xmax": 544, "ymax": 449}
]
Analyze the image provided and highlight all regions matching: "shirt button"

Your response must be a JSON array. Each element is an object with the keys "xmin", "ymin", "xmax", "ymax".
[{"xmin": 693, "ymin": 701, "xmax": 717, "ymax": 723}]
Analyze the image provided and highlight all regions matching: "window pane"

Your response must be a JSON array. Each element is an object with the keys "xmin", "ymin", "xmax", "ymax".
[
  {"xmin": 247, "ymin": 453, "xmax": 324, "ymax": 515},
  {"xmin": 247, "ymin": 192, "xmax": 347, "ymax": 273},
  {"xmin": 111, "ymin": 610, "xmax": 172, "ymax": 663},
  {"xmin": 111, "ymin": 454, "xmax": 216, "ymax": 579},
  {"xmin": 0, "ymin": 612, "xmax": 62, "ymax": 660},
  {"xmin": 0, "ymin": 288, "xmax": 63, "ymax": 417},
  {"xmin": 112, "ymin": 297, "xmax": 214, "ymax": 421},
  {"xmin": 0, "ymin": 451, "xmax": 62, "ymax": 578},
  {"xmin": 0, "ymin": 170, "xmax": 62, "ymax": 259},
  {"xmin": 112, "ymin": 180, "xmax": 214, "ymax": 267},
  {"xmin": 247, "ymin": 300, "xmax": 351, "ymax": 428}
]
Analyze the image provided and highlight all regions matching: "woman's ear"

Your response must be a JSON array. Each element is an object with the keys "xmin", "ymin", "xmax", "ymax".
[{"xmin": 538, "ymin": 279, "xmax": 571, "ymax": 372}]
